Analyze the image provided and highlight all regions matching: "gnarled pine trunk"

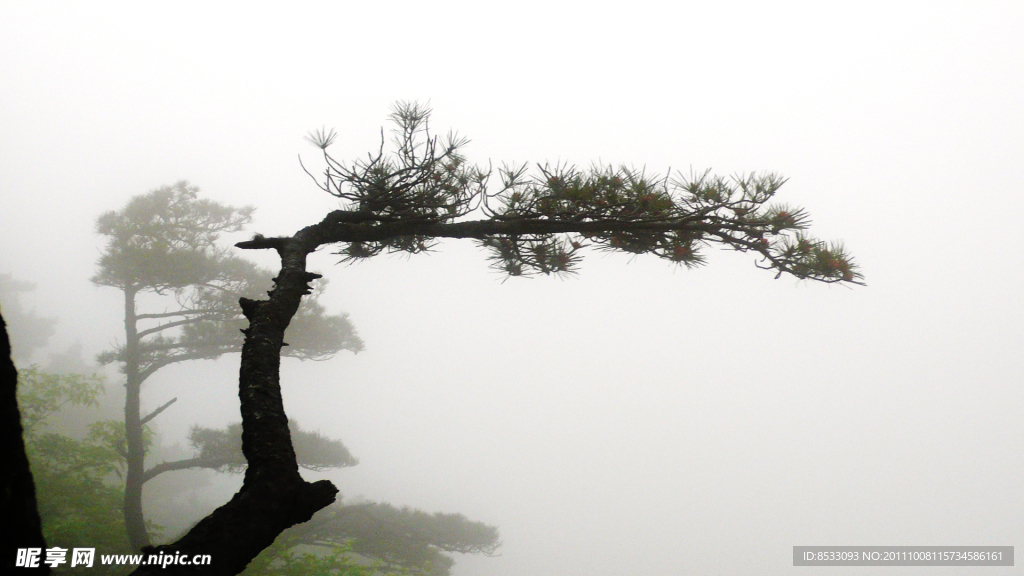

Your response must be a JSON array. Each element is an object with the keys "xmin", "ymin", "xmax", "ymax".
[{"xmin": 130, "ymin": 236, "xmax": 336, "ymax": 576}]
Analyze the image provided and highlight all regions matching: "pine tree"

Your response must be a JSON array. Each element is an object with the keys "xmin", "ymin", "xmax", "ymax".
[
  {"xmin": 93, "ymin": 182, "xmax": 363, "ymax": 550},
  {"xmin": 131, "ymin": 103, "xmax": 861, "ymax": 575},
  {"xmin": 0, "ymin": 274, "xmax": 58, "ymax": 365}
]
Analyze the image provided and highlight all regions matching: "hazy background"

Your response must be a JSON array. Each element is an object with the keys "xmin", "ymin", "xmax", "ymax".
[{"xmin": 3, "ymin": 1, "xmax": 1023, "ymax": 574}]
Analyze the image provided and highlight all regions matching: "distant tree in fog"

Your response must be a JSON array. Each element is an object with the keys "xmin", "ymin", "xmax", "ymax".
[
  {"xmin": 0, "ymin": 274, "xmax": 57, "ymax": 365},
  {"xmin": 177, "ymin": 422, "xmax": 499, "ymax": 575},
  {"xmin": 11, "ymin": 361, "xmax": 495, "ymax": 576},
  {"xmin": 128, "ymin": 103, "xmax": 860, "ymax": 575},
  {"xmin": 241, "ymin": 500, "xmax": 499, "ymax": 576},
  {"xmin": 92, "ymin": 183, "xmax": 363, "ymax": 551}
]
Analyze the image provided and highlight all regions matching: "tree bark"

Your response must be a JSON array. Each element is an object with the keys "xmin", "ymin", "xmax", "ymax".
[
  {"xmin": 130, "ymin": 236, "xmax": 337, "ymax": 575},
  {"xmin": 1, "ymin": 311, "xmax": 50, "ymax": 573},
  {"xmin": 123, "ymin": 285, "xmax": 151, "ymax": 551}
]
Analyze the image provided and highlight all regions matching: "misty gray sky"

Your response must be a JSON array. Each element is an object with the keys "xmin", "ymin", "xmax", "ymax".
[{"xmin": 2, "ymin": 2, "xmax": 1023, "ymax": 574}]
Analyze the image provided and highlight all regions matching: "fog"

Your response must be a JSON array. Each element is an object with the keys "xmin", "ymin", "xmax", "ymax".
[{"xmin": 2, "ymin": 2, "xmax": 1023, "ymax": 574}]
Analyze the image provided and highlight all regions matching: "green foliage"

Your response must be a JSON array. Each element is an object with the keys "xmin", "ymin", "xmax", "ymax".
[
  {"xmin": 86, "ymin": 418, "xmax": 156, "ymax": 470},
  {"xmin": 17, "ymin": 367, "xmax": 105, "ymax": 433},
  {"xmin": 305, "ymin": 102, "xmax": 488, "ymax": 227},
  {"xmin": 19, "ymin": 367, "xmax": 156, "ymax": 479},
  {"xmin": 17, "ymin": 369, "xmax": 138, "ymax": 572},
  {"xmin": 483, "ymin": 164, "xmax": 858, "ymax": 281},
  {"xmin": 188, "ymin": 421, "xmax": 358, "ymax": 473},
  {"xmin": 302, "ymin": 103, "xmax": 861, "ymax": 285},
  {"xmin": 91, "ymin": 181, "xmax": 364, "ymax": 549},
  {"xmin": 30, "ymin": 430, "xmax": 130, "ymax": 557},
  {"xmin": 303, "ymin": 102, "xmax": 488, "ymax": 262},
  {"xmin": 216, "ymin": 497, "xmax": 497, "ymax": 576},
  {"xmin": 278, "ymin": 502, "xmax": 500, "ymax": 576},
  {"xmin": 169, "ymin": 260, "xmax": 363, "ymax": 363},
  {"xmin": 94, "ymin": 185, "xmax": 363, "ymax": 377},
  {"xmin": 242, "ymin": 540, "xmax": 407, "ymax": 576},
  {"xmin": 91, "ymin": 181, "xmax": 254, "ymax": 292}
]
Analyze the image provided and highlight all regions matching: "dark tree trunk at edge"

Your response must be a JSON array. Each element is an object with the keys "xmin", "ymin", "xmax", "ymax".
[{"xmin": 1, "ymin": 311, "xmax": 50, "ymax": 573}]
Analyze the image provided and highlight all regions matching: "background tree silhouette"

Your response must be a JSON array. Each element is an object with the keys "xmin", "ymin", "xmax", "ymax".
[
  {"xmin": 0, "ymin": 274, "xmax": 58, "ymax": 365},
  {"xmin": 268, "ymin": 502, "xmax": 500, "ymax": 576},
  {"xmin": 92, "ymin": 183, "xmax": 363, "ymax": 550},
  {"xmin": 3, "ymin": 192, "xmax": 495, "ymax": 573},
  {"xmin": 14, "ymin": 360, "xmax": 498, "ymax": 576},
  {"xmin": 131, "ymin": 103, "xmax": 860, "ymax": 575}
]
